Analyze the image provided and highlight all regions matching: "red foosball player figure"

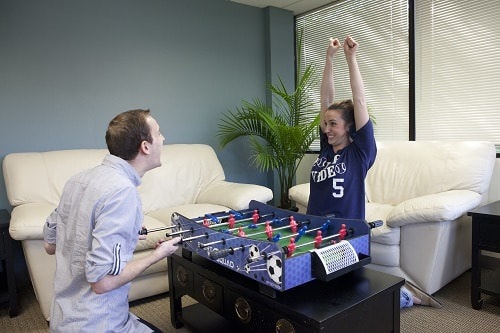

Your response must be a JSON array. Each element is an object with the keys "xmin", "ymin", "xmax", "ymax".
[
  {"xmin": 289, "ymin": 216, "xmax": 298, "ymax": 233},
  {"xmin": 252, "ymin": 210, "xmax": 259, "ymax": 224},
  {"xmin": 314, "ymin": 230, "xmax": 323, "ymax": 249},
  {"xmin": 238, "ymin": 226, "xmax": 246, "ymax": 237},
  {"xmin": 228, "ymin": 214, "xmax": 236, "ymax": 229},
  {"xmin": 203, "ymin": 218, "xmax": 210, "ymax": 227},
  {"xmin": 339, "ymin": 223, "xmax": 347, "ymax": 240},
  {"xmin": 265, "ymin": 221, "xmax": 273, "ymax": 240},
  {"xmin": 286, "ymin": 237, "xmax": 296, "ymax": 257}
]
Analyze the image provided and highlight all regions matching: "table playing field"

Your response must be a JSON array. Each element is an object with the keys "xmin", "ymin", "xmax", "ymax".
[{"xmin": 206, "ymin": 213, "xmax": 341, "ymax": 256}]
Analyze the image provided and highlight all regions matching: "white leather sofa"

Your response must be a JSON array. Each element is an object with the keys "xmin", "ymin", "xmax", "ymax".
[
  {"xmin": 289, "ymin": 141, "xmax": 496, "ymax": 294},
  {"xmin": 3, "ymin": 144, "xmax": 273, "ymax": 321}
]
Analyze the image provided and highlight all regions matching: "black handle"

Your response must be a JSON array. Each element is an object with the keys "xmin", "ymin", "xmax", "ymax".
[
  {"xmin": 209, "ymin": 248, "xmax": 234, "ymax": 260},
  {"xmin": 368, "ymin": 220, "xmax": 383, "ymax": 229}
]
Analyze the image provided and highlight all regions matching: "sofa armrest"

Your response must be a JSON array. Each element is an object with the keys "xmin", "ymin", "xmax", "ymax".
[
  {"xmin": 387, "ymin": 190, "xmax": 481, "ymax": 228},
  {"xmin": 9, "ymin": 202, "xmax": 56, "ymax": 240},
  {"xmin": 288, "ymin": 183, "xmax": 310, "ymax": 207},
  {"xmin": 197, "ymin": 180, "xmax": 273, "ymax": 211}
]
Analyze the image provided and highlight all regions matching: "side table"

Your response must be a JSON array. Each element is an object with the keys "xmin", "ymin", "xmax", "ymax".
[
  {"xmin": 0, "ymin": 209, "xmax": 18, "ymax": 317},
  {"xmin": 468, "ymin": 201, "xmax": 500, "ymax": 310}
]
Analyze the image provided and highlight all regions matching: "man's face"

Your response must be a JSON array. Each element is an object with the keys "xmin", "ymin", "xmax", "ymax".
[{"xmin": 146, "ymin": 116, "xmax": 165, "ymax": 169}]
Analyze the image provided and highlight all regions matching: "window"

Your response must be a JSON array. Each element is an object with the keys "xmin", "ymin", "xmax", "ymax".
[
  {"xmin": 296, "ymin": 0, "xmax": 409, "ymax": 150},
  {"xmin": 415, "ymin": 0, "xmax": 500, "ymax": 147},
  {"xmin": 297, "ymin": 0, "xmax": 500, "ymax": 153}
]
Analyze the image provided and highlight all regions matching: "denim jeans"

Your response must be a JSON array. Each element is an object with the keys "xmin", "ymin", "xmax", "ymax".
[{"xmin": 400, "ymin": 286, "xmax": 414, "ymax": 308}]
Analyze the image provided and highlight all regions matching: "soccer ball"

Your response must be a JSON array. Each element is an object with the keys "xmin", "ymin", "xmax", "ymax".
[
  {"xmin": 248, "ymin": 244, "xmax": 260, "ymax": 260},
  {"xmin": 267, "ymin": 255, "xmax": 282, "ymax": 285}
]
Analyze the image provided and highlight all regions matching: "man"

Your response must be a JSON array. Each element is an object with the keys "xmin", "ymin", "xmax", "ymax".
[{"xmin": 44, "ymin": 109, "xmax": 181, "ymax": 332}]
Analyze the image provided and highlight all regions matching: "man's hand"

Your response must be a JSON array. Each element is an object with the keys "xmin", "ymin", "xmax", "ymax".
[
  {"xmin": 138, "ymin": 225, "xmax": 147, "ymax": 240},
  {"xmin": 44, "ymin": 242, "xmax": 56, "ymax": 255},
  {"xmin": 153, "ymin": 237, "xmax": 181, "ymax": 259}
]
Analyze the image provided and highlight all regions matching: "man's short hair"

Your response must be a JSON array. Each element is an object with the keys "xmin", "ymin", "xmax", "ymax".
[{"xmin": 105, "ymin": 109, "xmax": 152, "ymax": 160}]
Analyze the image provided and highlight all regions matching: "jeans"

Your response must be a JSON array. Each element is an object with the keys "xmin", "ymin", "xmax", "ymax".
[{"xmin": 400, "ymin": 286, "xmax": 414, "ymax": 308}]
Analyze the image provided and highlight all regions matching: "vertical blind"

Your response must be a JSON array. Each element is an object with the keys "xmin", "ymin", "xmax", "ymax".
[
  {"xmin": 296, "ymin": 0, "xmax": 409, "ymax": 151},
  {"xmin": 297, "ymin": 0, "xmax": 500, "ymax": 151}
]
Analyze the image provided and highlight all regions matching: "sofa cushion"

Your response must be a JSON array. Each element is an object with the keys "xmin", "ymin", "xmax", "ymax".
[
  {"xmin": 9, "ymin": 202, "xmax": 55, "ymax": 240},
  {"xmin": 370, "ymin": 242, "xmax": 400, "ymax": 267},
  {"xmin": 139, "ymin": 144, "xmax": 226, "ymax": 213},
  {"xmin": 386, "ymin": 190, "xmax": 482, "ymax": 228},
  {"xmin": 3, "ymin": 144, "xmax": 233, "ymax": 215},
  {"xmin": 289, "ymin": 183, "xmax": 309, "ymax": 208},
  {"xmin": 3, "ymin": 149, "xmax": 108, "ymax": 207},
  {"xmin": 365, "ymin": 141, "xmax": 495, "ymax": 206},
  {"xmin": 366, "ymin": 202, "xmax": 400, "ymax": 246},
  {"xmin": 196, "ymin": 181, "xmax": 273, "ymax": 211}
]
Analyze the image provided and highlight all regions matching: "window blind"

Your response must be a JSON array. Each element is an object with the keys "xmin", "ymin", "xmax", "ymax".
[
  {"xmin": 415, "ymin": 0, "xmax": 500, "ymax": 148},
  {"xmin": 296, "ymin": 0, "xmax": 410, "ymax": 151}
]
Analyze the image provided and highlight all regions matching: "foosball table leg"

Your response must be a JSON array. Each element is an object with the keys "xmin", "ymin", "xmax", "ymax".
[
  {"xmin": 170, "ymin": 295, "xmax": 184, "ymax": 329},
  {"xmin": 168, "ymin": 255, "xmax": 184, "ymax": 329}
]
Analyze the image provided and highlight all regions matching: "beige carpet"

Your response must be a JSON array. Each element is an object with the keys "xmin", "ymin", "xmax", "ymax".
[
  {"xmin": 400, "ymin": 271, "xmax": 500, "ymax": 333},
  {"xmin": 1, "ymin": 271, "xmax": 499, "ymax": 332}
]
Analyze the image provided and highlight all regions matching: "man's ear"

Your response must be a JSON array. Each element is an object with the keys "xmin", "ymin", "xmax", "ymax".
[{"xmin": 140, "ymin": 140, "xmax": 150, "ymax": 154}]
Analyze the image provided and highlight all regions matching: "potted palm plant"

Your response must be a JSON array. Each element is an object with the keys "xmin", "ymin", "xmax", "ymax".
[{"xmin": 217, "ymin": 41, "xmax": 319, "ymax": 209}]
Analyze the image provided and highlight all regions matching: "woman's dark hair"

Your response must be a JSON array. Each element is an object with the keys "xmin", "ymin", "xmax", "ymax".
[
  {"xmin": 105, "ymin": 109, "xmax": 152, "ymax": 160},
  {"xmin": 327, "ymin": 99, "xmax": 356, "ymax": 137}
]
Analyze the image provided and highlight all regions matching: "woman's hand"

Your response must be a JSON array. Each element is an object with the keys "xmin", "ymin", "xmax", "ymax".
[
  {"xmin": 327, "ymin": 37, "xmax": 341, "ymax": 59},
  {"xmin": 343, "ymin": 35, "xmax": 358, "ymax": 57}
]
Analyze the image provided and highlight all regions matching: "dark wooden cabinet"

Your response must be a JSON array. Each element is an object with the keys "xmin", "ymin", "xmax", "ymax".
[
  {"xmin": 468, "ymin": 201, "xmax": 500, "ymax": 310},
  {"xmin": 168, "ymin": 249, "xmax": 404, "ymax": 333},
  {"xmin": 0, "ymin": 209, "xmax": 18, "ymax": 317}
]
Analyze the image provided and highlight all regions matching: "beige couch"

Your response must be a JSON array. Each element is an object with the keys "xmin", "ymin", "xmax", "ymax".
[
  {"xmin": 289, "ymin": 141, "xmax": 496, "ymax": 294},
  {"xmin": 3, "ymin": 144, "xmax": 273, "ymax": 321}
]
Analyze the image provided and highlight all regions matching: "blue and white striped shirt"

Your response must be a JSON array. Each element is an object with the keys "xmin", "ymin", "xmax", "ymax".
[{"xmin": 44, "ymin": 154, "xmax": 152, "ymax": 332}]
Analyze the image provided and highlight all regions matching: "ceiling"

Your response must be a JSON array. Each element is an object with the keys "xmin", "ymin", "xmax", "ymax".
[{"xmin": 228, "ymin": 0, "xmax": 334, "ymax": 15}]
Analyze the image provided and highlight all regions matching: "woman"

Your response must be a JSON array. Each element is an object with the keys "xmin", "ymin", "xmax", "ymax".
[
  {"xmin": 307, "ymin": 35, "xmax": 376, "ymax": 220},
  {"xmin": 307, "ymin": 36, "xmax": 440, "ymax": 309}
]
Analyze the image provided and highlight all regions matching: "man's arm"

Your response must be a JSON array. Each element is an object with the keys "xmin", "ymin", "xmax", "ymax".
[{"xmin": 90, "ymin": 237, "xmax": 180, "ymax": 294}]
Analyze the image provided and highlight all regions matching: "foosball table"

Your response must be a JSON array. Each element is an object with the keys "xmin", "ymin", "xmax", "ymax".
[
  {"xmin": 161, "ymin": 201, "xmax": 402, "ymax": 332},
  {"xmin": 164, "ymin": 200, "xmax": 373, "ymax": 295}
]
